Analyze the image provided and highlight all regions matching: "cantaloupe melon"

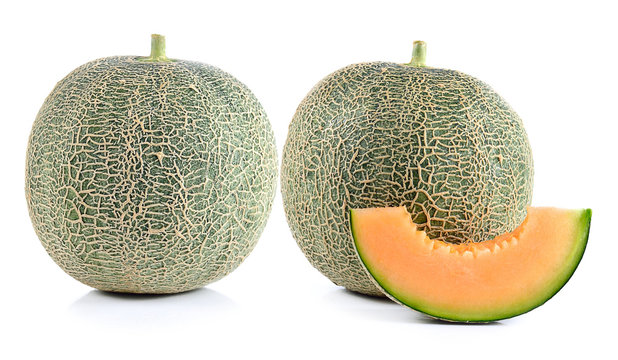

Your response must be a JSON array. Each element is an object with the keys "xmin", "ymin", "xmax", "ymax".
[
  {"xmin": 25, "ymin": 35, "xmax": 278, "ymax": 294},
  {"xmin": 281, "ymin": 41, "xmax": 533, "ymax": 295},
  {"xmin": 351, "ymin": 206, "xmax": 591, "ymax": 322}
]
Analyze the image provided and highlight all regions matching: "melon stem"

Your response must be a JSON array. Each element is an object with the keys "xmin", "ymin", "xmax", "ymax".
[
  {"xmin": 407, "ymin": 41, "xmax": 427, "ymax": 67},
  {"xmin": 139, "ymin": 34, "xmax": 172, "ymax": 62}
]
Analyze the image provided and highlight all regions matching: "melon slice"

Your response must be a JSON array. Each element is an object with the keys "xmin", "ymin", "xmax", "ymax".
[{"xmin": 351, "ymin": 207, "xmax": 591, "ymax": 322}]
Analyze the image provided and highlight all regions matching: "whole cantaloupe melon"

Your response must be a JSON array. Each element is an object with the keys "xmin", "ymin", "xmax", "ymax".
[
  {"xmin": 26, "ymin": 35, "xmax": 278, "ymax": 294},
  {"xmin": 281, "ymin": 41, "xmax": 534, "ymax": 296}
]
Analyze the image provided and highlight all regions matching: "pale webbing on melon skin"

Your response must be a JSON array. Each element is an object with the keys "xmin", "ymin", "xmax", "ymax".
[
  {"xmin": 281, "ymin": 62, "xmax": 533, "ymax": 296},
  {"xmin": 26, "ymin": 56, "xmax": 278, "ymax": 294}
]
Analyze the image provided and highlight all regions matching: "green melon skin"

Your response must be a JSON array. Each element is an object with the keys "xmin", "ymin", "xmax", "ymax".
[
  {"xmin": 281, "ymin": 59, "xmax": 534, "ymax": 296},
  {"xmin": 26, "ymin": 51, "xmax": 278, "ymax": 294}
]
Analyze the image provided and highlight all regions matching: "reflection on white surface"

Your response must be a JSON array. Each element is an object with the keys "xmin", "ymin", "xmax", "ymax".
[
  {"xmin": 322, "ymin": 288, "xmax": 419, "ymax": 323},
  {"xmin": 69, "ymin": 287, "xmax": 238, "ymax": 327},
  {"xmin": 323, "ymin": 288, "xmax": 503, "ymax": 325}
]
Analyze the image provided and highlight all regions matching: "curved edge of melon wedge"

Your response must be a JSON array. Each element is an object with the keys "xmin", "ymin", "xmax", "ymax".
[{"xmin": 351, "ymin": 207, "xmax": 591, "ymax": 322}]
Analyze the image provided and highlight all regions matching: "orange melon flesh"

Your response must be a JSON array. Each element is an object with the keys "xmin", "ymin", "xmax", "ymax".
[{"xmin": 351, "ymin": 207, "xmax": 591, "ymax": 322}]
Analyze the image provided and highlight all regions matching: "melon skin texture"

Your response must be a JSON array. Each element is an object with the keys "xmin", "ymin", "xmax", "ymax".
[
  {"xmin": 351, "ymin": 207, "xmax": 591, "ymax": 322},
  {"xmin": 26, "ymin": 37, "xmax": 278, "ymax": 294},
  {"xmin": 281, "ymin": 48, "xmax": 534, "ymax": 295}
]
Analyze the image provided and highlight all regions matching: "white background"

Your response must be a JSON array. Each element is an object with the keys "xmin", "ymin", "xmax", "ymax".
[{"xmin": 1, "ymin": 0, "xmax": 616, "ymax": 359}]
